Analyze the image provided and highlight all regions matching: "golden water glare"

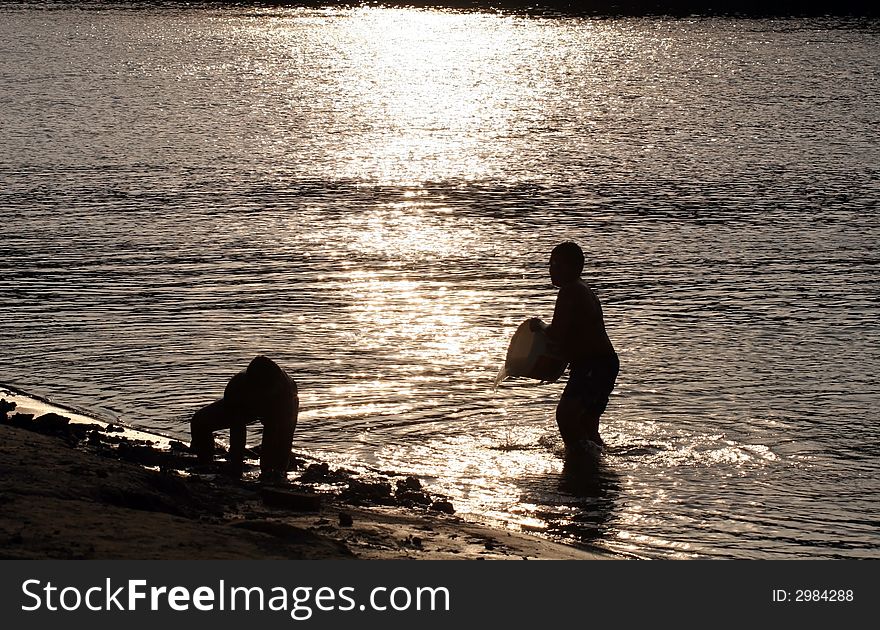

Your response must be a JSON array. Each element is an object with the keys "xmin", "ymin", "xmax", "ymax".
[{"xmin": 260, "ymin": 9, "xmax": 787, "ymax": 554}]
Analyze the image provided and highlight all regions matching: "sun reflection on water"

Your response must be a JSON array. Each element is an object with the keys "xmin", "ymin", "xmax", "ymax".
[{"xmin": 262, "ymin": 6, "xmax": 580, "ymax": 185}]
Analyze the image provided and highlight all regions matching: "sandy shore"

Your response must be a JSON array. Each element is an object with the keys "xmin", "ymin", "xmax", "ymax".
[{"xmin": 0, "ymin": 386, "xmax": 616, "ymax": 560}]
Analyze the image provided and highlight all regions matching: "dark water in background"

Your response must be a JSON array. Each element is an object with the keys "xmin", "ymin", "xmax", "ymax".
[{"xmin": 1, "ymin": 3, "xmax": 879, "ymax": 558}]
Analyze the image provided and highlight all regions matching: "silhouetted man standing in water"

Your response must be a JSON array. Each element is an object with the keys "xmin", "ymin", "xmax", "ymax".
[
  {"xmin": 533, "ymin": 241, "xmax": 619, "ymax": 450},
  {"xmin": 191, "ymin": 355, "xmax": 298, "ymax": 481}
]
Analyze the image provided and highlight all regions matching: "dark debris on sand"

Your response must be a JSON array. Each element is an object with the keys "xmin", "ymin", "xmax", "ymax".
[
  {"xmin": 0, "ymin": 396, "xmax": 456, "ymax": 521},
  {"xmin": 0, "ymin": 395, "xmax": 616, "ymax": 560}
]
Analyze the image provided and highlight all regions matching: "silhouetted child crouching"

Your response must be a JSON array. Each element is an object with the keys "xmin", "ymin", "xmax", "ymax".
[{"xmin": 190, "ymin": 355, "xmax": 298, "ymax": 481}]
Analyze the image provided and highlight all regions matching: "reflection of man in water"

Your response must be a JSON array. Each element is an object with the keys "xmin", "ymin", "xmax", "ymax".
[
  {"xmin": 190, "ymin": 355, "xmax": 298, "ymax": 480},
  {"xmin": 533, "ymin": 241, "xmax": 619, "ymax": 449}
]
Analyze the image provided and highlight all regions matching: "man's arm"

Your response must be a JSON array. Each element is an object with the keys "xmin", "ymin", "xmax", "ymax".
[
  {"xmin": 545, "ymin": 285, "xmax": 575, "ymax": 350},
  {"xmin": 223, "ymin": 371, "xmax": 252, "ymax": 477},
  {"xmin": 227, "ymin": 422, "xmax": 247, "ymax": 477}
]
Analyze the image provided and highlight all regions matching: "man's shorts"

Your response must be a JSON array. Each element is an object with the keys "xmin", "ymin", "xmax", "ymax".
[{"xmin": 561, "ymin": 354, "xmax": 620, "ymax": 416}]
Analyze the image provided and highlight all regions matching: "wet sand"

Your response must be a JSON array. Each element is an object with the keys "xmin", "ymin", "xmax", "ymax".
[{"xmin": 0, "ymin": 387, "xmax": 616, "ymax": 560}]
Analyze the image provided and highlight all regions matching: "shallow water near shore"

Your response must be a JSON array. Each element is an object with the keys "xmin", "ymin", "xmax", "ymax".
[{"xmin": 2, "ymin": 3, "xmax": 879, "ymax": 559}]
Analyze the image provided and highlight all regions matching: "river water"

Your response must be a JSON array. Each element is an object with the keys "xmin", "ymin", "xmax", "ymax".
[{"xmin": 1, "ymin": 3, "xmax": 879, "ymax": 559}]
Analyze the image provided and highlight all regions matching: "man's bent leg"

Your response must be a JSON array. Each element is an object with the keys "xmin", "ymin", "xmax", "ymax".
[
  {"xmin": 584, "ymin": 410, "xmax": 604, "ymax": 447},
  {"xmin": 556, "ymin": 397, "xmax": 591, "ymax": 447},
  {"xmin": 190, "ymin": 398, "xmax": 232, "ymax": 465},
  {"xmin": 558, "ymin": 357, "xmax": 618, "ymax": 449}
]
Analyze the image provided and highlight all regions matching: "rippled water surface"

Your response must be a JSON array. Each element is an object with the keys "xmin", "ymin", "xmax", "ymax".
[{"xmin": 2, "ymin": 3, "xmax": 879, "ymax": 559}]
